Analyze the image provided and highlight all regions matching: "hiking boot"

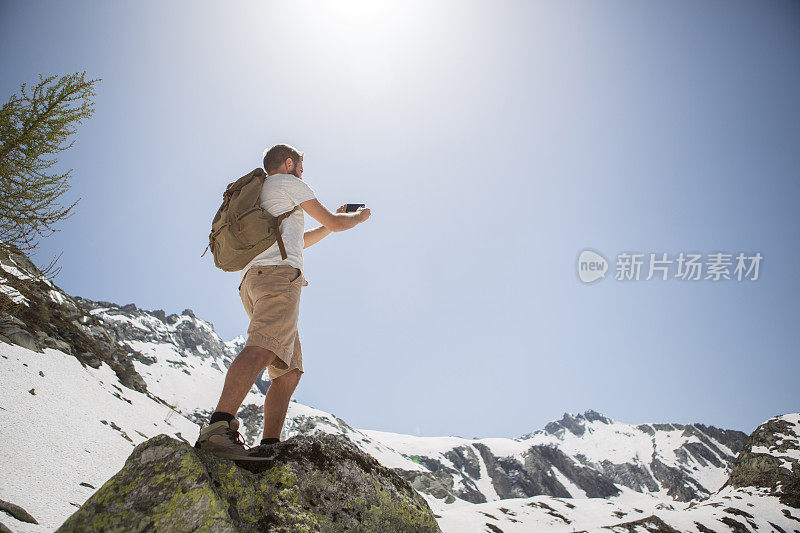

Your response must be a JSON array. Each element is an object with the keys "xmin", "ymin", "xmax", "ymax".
[
  {"xmin": 246, "ymin": 442, "xmax": 280, "ymax": 460},
  {"xmin": 194, "ymin": 419, "xmax": 271, "ymax": 461}
]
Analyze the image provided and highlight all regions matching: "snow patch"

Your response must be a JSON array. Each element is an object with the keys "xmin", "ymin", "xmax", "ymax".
[
  {"xmin": 0, "ymin": 281, "xmax": 29, "ymax": 305},
  {"xmin": 552, "ymin": 466, "xmax": 588, "ymax": 499}
]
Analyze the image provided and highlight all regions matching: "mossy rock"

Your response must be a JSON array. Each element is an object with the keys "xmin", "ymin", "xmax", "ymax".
[{"xmin": 57, "ymin": 433, "xmax": 441, "ymax": 532}]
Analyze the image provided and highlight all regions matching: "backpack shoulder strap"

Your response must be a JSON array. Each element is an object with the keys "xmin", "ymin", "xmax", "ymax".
[{"xmin": 273, "ymin": 206, "xmax": 299, "ymax": 260}]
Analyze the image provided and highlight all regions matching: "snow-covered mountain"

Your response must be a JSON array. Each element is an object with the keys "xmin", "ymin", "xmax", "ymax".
[
  {"xmin": 432, "ymin": 413, "xmax": 800, "ymax": 532},
  {"xmin": 1, "ymin": 247, "xmax": 798, "ymax": 532},
  {"xmin": 71, "ymin": 296, "xmax": 257, "ymax": 428}
]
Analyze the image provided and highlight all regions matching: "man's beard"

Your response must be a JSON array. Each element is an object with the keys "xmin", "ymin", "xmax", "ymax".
[{"xmin": 291, "ymin": 162, "xmax": 301, "ymax": 178}]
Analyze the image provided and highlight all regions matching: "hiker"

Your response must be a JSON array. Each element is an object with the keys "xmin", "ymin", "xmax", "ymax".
[{"xmin": 195, "ymin": 143, "xmax": 371, "ymax": 460}]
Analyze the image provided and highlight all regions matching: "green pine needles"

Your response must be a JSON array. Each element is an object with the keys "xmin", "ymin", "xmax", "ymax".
[{"xmin": 0, "ymin": 72, "xmax": 101, "ymax": 278}]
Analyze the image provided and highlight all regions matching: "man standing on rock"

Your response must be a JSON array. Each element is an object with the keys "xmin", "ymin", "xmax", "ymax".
[{"xmin": 195, "ymin": 143, "xmax": 371, "ymax": 460}]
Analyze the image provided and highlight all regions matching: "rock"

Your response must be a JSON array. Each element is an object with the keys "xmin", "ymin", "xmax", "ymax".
[
  {"xmin": 599, "ymin": 460, "xmax": 659, "ymax": 493},
  {"xmin": 100, "ymin": 346, "xmax": 148, "ymax": 393},
  {"xmin": 182, "ymin": 308, "xmax": 195, "ymax": 318},
  {"xmin": 112, "ymin": 361, "xmax": 148, "ymax": 392},
  {"xmin": 76, "ymin": 351, "xmax": 102, "ymax": 369},
  {"xmin": 533, "ymin": 446, "xmax": 619, "ymax": 498},
  {"xmin": 128, "ymin": 349, "xmax": 157, "ymax": 366},
  {"xmin": 58, "ymin": 296, "xmax": 81, "ymax": 318},
  {"xmin": 594, "ymin": 514, "xmax": 681, "ymax": 532},
  {"xmin": 443, "ymin": 445, "xmax": 481, "ymax": 480},
  {"xmin": 0, "ymin": 313, "xmax": 26, "ymax": 328},
  {"xmin": 693, "ymin": 424, "xmax": 749, "ymax": 455},
  {"xmin": 545, "ymin": 413, "xmax": 588, "ymax": 437},
  {"xmin": 38, "ymin": 332, "xmax": 73, "ymax": 355},
  {"xmin": 1, "ymin": 250, "xmax": 152, "ymax": 395},
  {"xmin": 0, "ymin": 497, "xmax": 39, "ymax": 524},
  {"xmin": 650, "ymin": 456, "xmax": 700, "ymax": 502},
  {"xmin": 56, "ymin": 433, "xmax": 441, "ymax": 533},
  {"xmin": 0, "ymin": 320, "xmax": 42, "ymax": 353},
  {"xmin": 397, "ymin": 469, "xmax": 459, "ymax": 504},
  {"xmin": 473, "ymin": 442, "xmax": 572, "ymax": 499},
  {"xmin": 7, "ymin": 252, "xmax": 41, "ymax": 276},
  {"xmin": 583, "ymin": 410, "xmax": 612, "ymax": 424},
  {"xmin": 724, "ymin": 413, "xmax": 800, "ymax": 508}
]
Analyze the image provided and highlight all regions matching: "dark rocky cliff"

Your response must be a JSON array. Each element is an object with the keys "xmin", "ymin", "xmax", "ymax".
[
  {"xmin": 0, "ymin": 245, "xmax": 149, "ymax": 393},
  {"xmin": 724, "ymin": 413, "xmax": 800, "ymax": 508}
]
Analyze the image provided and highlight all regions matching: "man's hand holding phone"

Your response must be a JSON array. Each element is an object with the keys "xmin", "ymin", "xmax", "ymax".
[{"xmin": 336, "ymin": 204, "xmax": 371, "ymax": 223}]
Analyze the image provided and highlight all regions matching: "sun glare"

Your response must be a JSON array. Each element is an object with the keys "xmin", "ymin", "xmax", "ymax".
[{"xmin": 281, "ymin": 0, "xmax": 423, "ymax": 102}]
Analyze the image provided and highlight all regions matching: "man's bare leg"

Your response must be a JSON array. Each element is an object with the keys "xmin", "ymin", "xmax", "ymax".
[
  {"xmin": 214, "ymin": 346, "xmax": 277, "ymax": 416},
  {"xmin": 263, "ymin": 368, "xmax": 302, "ymax": 440}
]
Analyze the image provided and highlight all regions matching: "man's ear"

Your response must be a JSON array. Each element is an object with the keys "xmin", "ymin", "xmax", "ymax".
[{"xmin": 285, "ymin": 157, "xmax": 294, "ymax": 172}]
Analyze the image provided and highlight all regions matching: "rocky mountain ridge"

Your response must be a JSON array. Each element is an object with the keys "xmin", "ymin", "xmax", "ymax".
[
  {"xmin": 2, "ymin": 246, "xmax": 798, "ymax": 531},
  {"xmin": 0, "ymin": 249, "xmax": 751, "ymax": 508},
  {"xmin": 379, "ymin": 410, "xmax": 748, "ymax": 506},
  {"xmin": 72, "ymin": 296, "xmax": 243, "ymax": 377}
]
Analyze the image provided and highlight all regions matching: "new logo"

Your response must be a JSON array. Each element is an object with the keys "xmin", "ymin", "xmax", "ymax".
[{"xmin": 577, "ymin": 249, "xmax": 608, "ymax": 283}]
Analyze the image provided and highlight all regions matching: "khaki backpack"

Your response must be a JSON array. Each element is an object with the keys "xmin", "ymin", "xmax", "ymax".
[{"xmin": 201, "ymin": 168, "xmax": 297, "ymax": 272}]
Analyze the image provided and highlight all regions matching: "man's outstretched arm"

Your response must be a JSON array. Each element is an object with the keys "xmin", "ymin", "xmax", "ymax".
[
  {"xmin": 304, "ymin": 203, "xmax": 362, "ymax": 248},
  {"xmin": 302, "ymin": 203, "xmax": 345, "ymax": 249},
  {"xmin": 301, "ymin": 199, "xmax": 371, "ymax": 250},
  {"xmin": 303, "ymin": 225, "xmax": 332, "ymax": 249}
]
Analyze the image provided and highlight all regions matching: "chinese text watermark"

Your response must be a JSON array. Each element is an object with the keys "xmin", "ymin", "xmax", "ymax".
[{"xmin": 577, "ymin": 249, "xmax": 762, "ymax": 284}]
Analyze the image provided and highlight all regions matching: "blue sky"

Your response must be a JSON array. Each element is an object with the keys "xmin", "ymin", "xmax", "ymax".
[{"xmin": 1, "ymin": 0, "xmax": 798, "ymax": 438}]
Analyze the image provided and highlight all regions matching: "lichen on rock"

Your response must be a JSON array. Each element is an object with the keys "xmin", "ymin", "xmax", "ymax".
[{"xmin": 56, "ymin": 432, "xmax": 442, "ymax": 532}]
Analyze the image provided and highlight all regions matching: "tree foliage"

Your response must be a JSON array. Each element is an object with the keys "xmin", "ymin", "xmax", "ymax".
[{"xmin": 0, "ymin": 72, "xmax": 100, "ymax": 279}]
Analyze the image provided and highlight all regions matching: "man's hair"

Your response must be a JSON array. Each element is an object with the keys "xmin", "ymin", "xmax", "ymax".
[{"xmin": 263, "ymin": 144, "xmax": 304, "ymax": 174}]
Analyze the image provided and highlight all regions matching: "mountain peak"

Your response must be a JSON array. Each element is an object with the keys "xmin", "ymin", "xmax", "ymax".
[
  {"xmin": 583, "ymin": 409, "xmax": 612, "ymax": 424},
  {"xmin": 540, "ymin": 410, "xmax": 613, "ymax": 437}
]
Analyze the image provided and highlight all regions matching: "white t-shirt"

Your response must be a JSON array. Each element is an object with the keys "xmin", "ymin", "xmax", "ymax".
[{"xmin": 238, "ymin": 173, "xmax": 317, "ymax": 286}]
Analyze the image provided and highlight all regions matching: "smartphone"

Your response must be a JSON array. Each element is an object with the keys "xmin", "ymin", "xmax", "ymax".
[{"xmin": 345, "ymin": 203, "xmax": 366, "ymax": 212}]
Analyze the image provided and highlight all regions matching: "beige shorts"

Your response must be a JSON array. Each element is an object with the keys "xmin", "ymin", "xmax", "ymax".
[{"xmin": 238, "ymin": 265, "xmax": 308, "ymax": 380}]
